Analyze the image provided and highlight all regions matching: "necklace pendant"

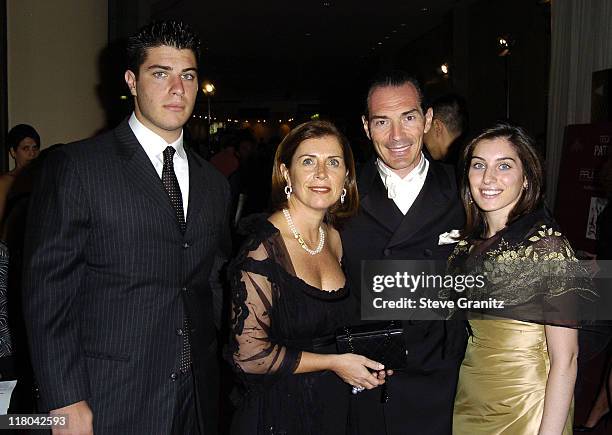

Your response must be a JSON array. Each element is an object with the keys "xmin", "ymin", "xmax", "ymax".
[{"xmin": 282, "ymin": 208, "xmax": 325, "ymax": 256}]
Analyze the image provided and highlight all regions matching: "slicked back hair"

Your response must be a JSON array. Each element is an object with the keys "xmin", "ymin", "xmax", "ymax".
[
  {"xmin": 364, "ymin": 70, "xmax": 427, "ymax": 118},
  {"xmin": 126, "ymin": 20, "xmax": 201, "ymax": 76}
]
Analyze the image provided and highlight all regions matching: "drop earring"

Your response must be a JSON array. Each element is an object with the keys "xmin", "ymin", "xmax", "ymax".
[
  {"xmin": 284, "ymin": 185, "xmax": 292, "ymax": 201},
  {"xmin": 340, "ymin": 188, "xmax": 347, "ymax": 205}
]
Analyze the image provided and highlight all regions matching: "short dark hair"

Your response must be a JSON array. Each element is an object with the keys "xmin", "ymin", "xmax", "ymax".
[
  {"xmin": 365, "ymin": 70, "xmax": 426, "ymax": 117},
  {"xmin": 270, "ymin": 120, "xmax": 359, "ymax": 225},
  {"xmin": 460, "ymin": 122, "xmax": 543, "ymax": 238},
  {"xmin": 126, "ymin": 20, "xmax": 201, "ymax": 75},
  {"xmin": 430, "ymin": 94, "xmax": 468, "ymax": 136},
  {"xmin": 7, "ymin": 124, "xmax": 40, "ymax": 151}
]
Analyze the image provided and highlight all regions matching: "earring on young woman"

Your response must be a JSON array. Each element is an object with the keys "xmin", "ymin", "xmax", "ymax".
[
  {"xmin": 340, "ymin": 188, "xmax": 347, "ymax": 205},
  {"xmin": 285, "ymin": 185, "xmax": 292, "ymax": 201}
]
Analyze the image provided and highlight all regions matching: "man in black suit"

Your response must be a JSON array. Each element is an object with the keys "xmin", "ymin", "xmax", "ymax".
[
  {"xmin": 23, "ymin": 21, "xmax": 230, "ymax": 434},
  {"xmin": 342, "ymin": 71, "xmax": 467, "ymax": 435}
]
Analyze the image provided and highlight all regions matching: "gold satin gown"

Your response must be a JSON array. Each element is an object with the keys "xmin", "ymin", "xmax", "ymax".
[{"xmin": 453, "ymin": 318, "xmax": 573, "ymax": 434}]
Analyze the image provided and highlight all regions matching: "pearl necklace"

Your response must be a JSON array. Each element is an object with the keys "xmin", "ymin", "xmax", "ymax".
[{"xmin": 282, "ymin": 208, "xmax": 325, "ymax": 255}]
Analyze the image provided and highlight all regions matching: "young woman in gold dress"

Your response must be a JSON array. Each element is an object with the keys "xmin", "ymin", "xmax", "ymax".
[{"xmin": 448, "ymin": 123, "xmax": 596, "ymax": 434}]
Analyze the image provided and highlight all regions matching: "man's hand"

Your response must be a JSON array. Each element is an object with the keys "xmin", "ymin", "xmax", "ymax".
[{"xmin": 51, "ymin": 400, "xmax": 93, "ymax": 435}]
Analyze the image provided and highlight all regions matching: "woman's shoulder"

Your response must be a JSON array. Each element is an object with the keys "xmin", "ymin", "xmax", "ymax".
[
  {"xmin": 235, "ymin": 213, "xmax": 279, "ymax": 256},
  {"xmin": 524, "ymin": 225, "xmax": 574, "ymax": 261},
  {"xmin": 0, "ymin": 172, "xmax": 14, "ymax": 190},
  {"xmin": 519, "ymin": 209, "xmax": 574, "ymax": 256}
]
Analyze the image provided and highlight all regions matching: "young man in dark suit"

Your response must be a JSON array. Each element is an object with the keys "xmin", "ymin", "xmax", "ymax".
[
  {"xmin": 23, "ymin": 21, "xmax": 230, "ymax": 435},
  {"xmin": 341, "ymin": 71, "xmax": 468, "ymax": 435}
]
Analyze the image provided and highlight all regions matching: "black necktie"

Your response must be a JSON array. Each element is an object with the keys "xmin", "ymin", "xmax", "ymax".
[
  {"xmin": 162, "ymin": 146, "xmax": 191, "ymax": 373},
  {"xmin": 162, "ymin": 146, "xmax": 186, "ymax": 234}
]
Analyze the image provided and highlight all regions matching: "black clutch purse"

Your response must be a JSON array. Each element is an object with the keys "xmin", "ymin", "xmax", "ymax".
[{"xmin": 336, "ymin": 321, "xmax": 408, "ymax": 370}]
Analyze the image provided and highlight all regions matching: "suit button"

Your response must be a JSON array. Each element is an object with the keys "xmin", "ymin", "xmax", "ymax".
[
  {"xmin": 170, "ymin": 372, "xmax": 178, "ymax": 381},
  {"xmin": 183, "ymin": 242, "xmax": 190, "ymax": 249},
  {"xmin": 182, "ymin": 286, "xmax": 188, "ymax": 292},
  {"xmin": 424, "ymin": 249, "xmax": 433, "ymax": 257},
  {"xmin": 383, "ymin": 248, "xmax": 391, "ymax": 256},
  {"xmin": 176, "ymin": 328, "xmax": 184, "ymax": 336}
]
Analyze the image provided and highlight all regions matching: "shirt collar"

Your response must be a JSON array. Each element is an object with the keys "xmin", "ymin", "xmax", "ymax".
[
  {"xmin": 376, "ymin": 152, "xmax": 428, "ymax": 187},
  {"xmin": 128, "ymin": 112, "xmax": 186, "ymax": 160}
]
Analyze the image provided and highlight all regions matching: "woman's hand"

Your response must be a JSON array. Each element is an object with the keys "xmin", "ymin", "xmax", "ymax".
[
  {"xmin": 375, "ymin": 369, "xmax": 394, "ymax": 380},
  {"xmin": 329, "ymin": 353, "xmax": 386, "ymax": 390}
]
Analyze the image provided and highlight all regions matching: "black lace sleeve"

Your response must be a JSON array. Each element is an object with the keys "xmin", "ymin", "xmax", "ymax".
[{"xmin": 227, "ymin": 216, "xmax": 301, "ymax": 384}]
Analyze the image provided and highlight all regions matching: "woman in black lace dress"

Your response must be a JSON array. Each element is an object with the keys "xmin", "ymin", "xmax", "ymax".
[{"xmin": 228, "ymin": 121, "xmax": 388, "ymax": 435}]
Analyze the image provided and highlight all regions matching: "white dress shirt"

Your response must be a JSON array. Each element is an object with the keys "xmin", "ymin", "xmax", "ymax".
[
  {"xmin": 376, "ymin": 152, "xmax": 429, "ymax": 215},
  {"xmin": 128, "ymin": 113, "xmax": 189, "ymax": 216}
]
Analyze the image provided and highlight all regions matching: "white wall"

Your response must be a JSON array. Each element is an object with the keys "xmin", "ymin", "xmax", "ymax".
[{"xmin": 7, "ymin": 0, "xmax": 108, "ymax": 167}]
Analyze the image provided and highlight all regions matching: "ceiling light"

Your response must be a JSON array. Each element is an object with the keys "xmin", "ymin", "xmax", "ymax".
[
  {"xmin": 497, "ymin": 35, "xmax": 514, "ymax": 56},
  {"xmin": 202, "ymin": 81, "xmax": 215, "ymax": 94}
]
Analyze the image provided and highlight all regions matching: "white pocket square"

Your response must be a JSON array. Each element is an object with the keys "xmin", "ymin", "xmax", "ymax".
[{"xmin": 438, "ymin": 230, "xmax": 461, "ymax": 245}]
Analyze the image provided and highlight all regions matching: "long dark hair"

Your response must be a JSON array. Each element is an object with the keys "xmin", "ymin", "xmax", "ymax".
[{"xmin": 460, "ymin": 122, "xmax": 543, "ymax": 238}]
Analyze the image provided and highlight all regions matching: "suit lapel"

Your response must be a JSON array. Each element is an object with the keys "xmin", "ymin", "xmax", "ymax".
[
  {"xmin": 185, "ymin": 149, "xmax": 207, "ymax": 233},
  {"xmin": 358, "ymin": 160, "xmax": 396, "ymax": 232},
  {"xmin": 360, "ymin": 175, "xmax": 403, "ymax": 233},
  {"xmin": 113, "ymin": 120, "xmax": 178, "ymax": 225},
  {"xmin": 387, "ymin": 162, "xmax": 451, "ymax": 248}
]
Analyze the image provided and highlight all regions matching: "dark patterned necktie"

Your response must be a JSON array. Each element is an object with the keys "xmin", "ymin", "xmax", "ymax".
[
  {"xmin": 162, "ymin": 146, "xmax": 191, "ymax": 373},
  {"xmin": 162, "ymin": 146, "xmax": 186, "ymax": 234}
]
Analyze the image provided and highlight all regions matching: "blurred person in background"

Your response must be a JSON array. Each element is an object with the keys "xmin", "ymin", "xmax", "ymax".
[
  {"xmin": 424, "ymin": 94, "xmax": 468, "ymax": 166},
  {"xmin": 0, "ymin": 124, "xmax": 40, "ymax": 415},
  {"xmin": 0, "ymin": 124, "xmax": 40, "ymax": 222}
]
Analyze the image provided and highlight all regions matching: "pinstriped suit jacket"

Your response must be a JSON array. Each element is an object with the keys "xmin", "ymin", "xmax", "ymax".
[{"xmin": 23, "ymin": 119, "xmax": 230, "ymax": 434}]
